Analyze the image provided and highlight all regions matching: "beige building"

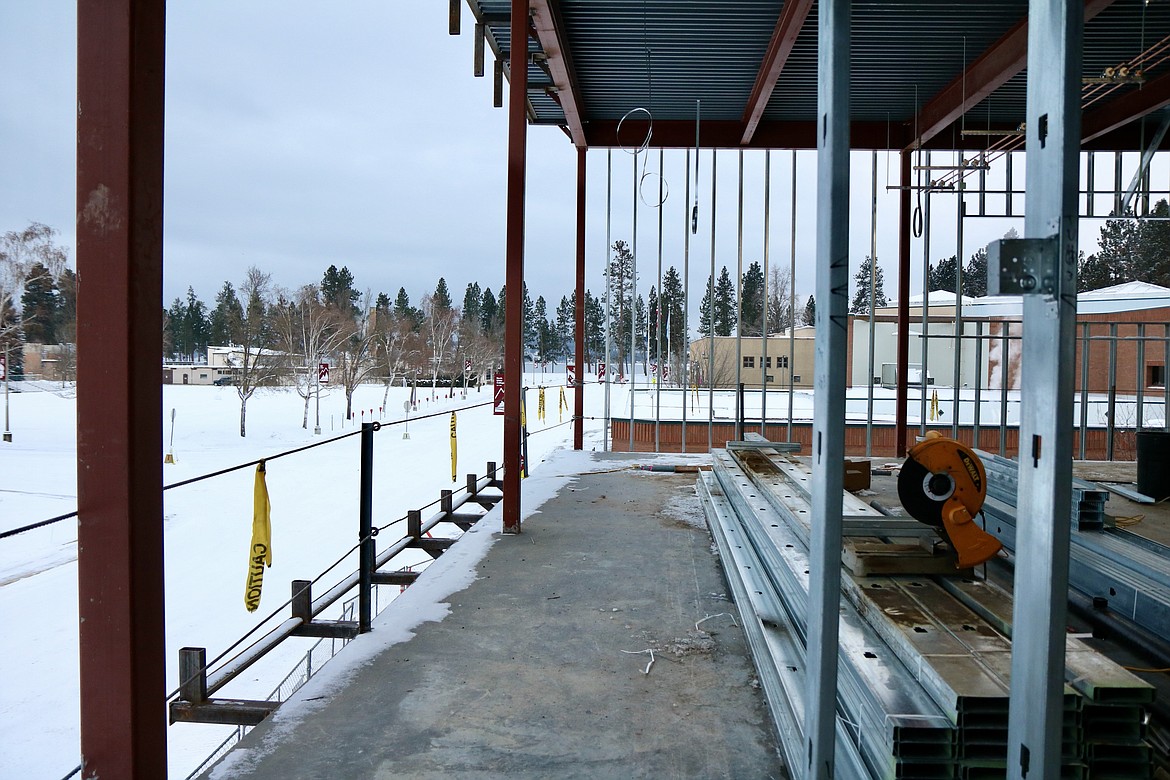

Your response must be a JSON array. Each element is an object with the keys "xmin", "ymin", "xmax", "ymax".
[
  {"xmin": 689, "ymin": 327, "xmax": 818, "ymax": 389},
  {"xmin": 22, "ymin": 343, "xmax": 76, "ymax": 382}
]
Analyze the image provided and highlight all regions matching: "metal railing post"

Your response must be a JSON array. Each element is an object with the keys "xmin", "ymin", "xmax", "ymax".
[{"xmin": 358, "ymin": 422, "xmax": 375, "ymax": 634}]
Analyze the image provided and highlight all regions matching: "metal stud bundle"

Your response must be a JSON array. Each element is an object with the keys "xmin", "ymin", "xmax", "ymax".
[{"xmin": 699, "ymin": 443, "xmax": 1155, "ymax": 779}]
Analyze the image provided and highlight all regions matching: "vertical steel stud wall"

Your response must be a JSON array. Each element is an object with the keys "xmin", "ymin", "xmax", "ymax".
[
  {"xmin": 502, "ymin": 0, "xmax": 529, "ymax": 533},
  {"xmin": 1007, "ymin": 0, "xmax": 1082, "ymax": 776},
  {"xmin": 76, "ymin": 1, "xmax": 168, "ymax": 775},
  {"xmin": 806, "ymin": 0, "xmax": 850, "ymax": 775},
  {"xmin": 574, "ymin": 147, "xmax": 586, "ymax": 450}
]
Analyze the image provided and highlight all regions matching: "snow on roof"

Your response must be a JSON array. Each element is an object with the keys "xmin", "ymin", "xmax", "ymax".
[
  {"xmin": 888, "ymin": 290, "xmax": 976, "ymax": 308},
  {"xmin": 964, "ymin": 280, "xmax": 1170, "ymax": 318}
]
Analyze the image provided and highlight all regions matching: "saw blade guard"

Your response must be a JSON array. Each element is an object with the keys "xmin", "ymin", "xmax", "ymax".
[{"xmin": 898, "ymin": 433, "xmax": 1002, "ymax": 568}]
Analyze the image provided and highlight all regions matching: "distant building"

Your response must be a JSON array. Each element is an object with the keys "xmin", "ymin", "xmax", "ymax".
[
  {"xmin": 690, "ymin": 283, "xmax": 1170, "ymax": 394},
  {"xmin": 22, "ymin": 343, "xmax": 75, "ymax": 382},
  {"xmin": 689, "ymin": 327, "xmax": 817, "ymax": 389}
]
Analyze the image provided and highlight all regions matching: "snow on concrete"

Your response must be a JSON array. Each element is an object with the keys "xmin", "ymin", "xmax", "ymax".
[{"xmin": 0, "ymin": 376, "xmax": 628, "ymax": 780}]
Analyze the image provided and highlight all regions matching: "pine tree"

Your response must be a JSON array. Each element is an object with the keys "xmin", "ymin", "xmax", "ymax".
[
  {"xmin": 604, "ymin": 240, "xmax": 636, "ymax": 370},
  {"xmin": 964, "ymin": 248, "xmax": 988, "ymax": 298},
  {"xmin": 210, "ymin": 281, "xmax": 244, "ymax": 346},
  {"xmin": 740, "ymin": 261, "xmax": 765, "ymax": 336},
  {"xmin": 480, "ymin": 287, "xmax": 498, "ymax": 334},
  {"xmin": 393, "ymin": 287, "xmax": 421, "ymax": 331},
  {"xmin": 698, "ymin": 275, "xmax": 715, "ymax": 338},
  {"xmin": 647, "ymin": 286, "xmax": 659, "ymax": 359},
  {"xmin": 1137, "ymin": 199, "xmax": 1170, "ymax": 286},
  {"xmin": 584, "ymin": 290, "xmax": 606, "ymax": 367},
  {"xmin": 1079, "ymin": 252, "xmax": 1117, "ymax": 292},
  {"xmin": 850, "ymin": 256, "xmax": 888, "ymax": 314},
  {"xmin": 713, "ymin": 266, "xmax": 736, "ymax": 336},
  {"xmin": 184, "ymin": 286, "xmax": 210, "ymax": 360},
  {"xmin": 496, "ymin": 285, "xmax": 507, "ymax": 334},
  {"xmin": 1096, "ymin": 211, "xmax": 1139, "ymax": 282},
  {"xmin": 433, "ymin": 277, "xmax": 453, "ymax": 310},
  {"xmin": 20, "ymin": 262, "xmax": 60, "ymax": 344},
  {"xmin": 522, "ymin": 283, "xmax": 537, "ymax": 357},
  {"xmin": 634, "ymin": 294, "xmax": 648, "ymax": 370},
  {"xmin": 321, "ymin": 265, "xmax": 359, "ymax": 314},
  {"xmin": 555, "ymin": 294, "xmax": 575, "ymax": 361},
  {"xmin": 802, "ymin": 295, "xmax": 816, "ymax": 326},
  {"xmin": 928, "ymin": 255, "xmax": 960, "ymax": 293},
  {"xmin": 462, "ymin": 282, "xmax": 481, "ymax": 333},
  {"xmin": 166, "ymin": 297, "xmax": 187, "ymax": 359},
  {"xmin": 661, "ymin": 266, "xmax": 685, "ymax": 363},
  {"xmin": 532, "ymin": 295, "xmax": 548, "ymax": 361}
]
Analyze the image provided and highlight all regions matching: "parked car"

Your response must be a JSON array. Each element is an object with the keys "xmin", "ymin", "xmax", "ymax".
[{"xmin": 213, "ymin": 377, "xmax": 234, "ymax": 386}]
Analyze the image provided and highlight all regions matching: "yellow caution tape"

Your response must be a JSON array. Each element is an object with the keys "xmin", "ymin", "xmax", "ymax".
[
  {"xmin": 450, "ymin": 411, "xmax": 458, "ymax": 483},
  {"xmin": 244, "ymin": 461, "xmax": 272, "ymax": 613},
  {"xmin": 538, "ymin": 387, "xmax": 546, "ymax": 422}
]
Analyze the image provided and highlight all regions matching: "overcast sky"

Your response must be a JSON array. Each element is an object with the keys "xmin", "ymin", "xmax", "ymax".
[{"xmin": 2, "ymin": 2, "xmax": 1156, "ymax": 326}]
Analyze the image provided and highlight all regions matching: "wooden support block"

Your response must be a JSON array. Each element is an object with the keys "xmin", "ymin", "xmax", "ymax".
[
  {"xmin": 170, "ymin": 698, "xmax": 281, "ymax": 726},
  {"xmin": 292, "ymin": 620, "xmax": 359, "ymax": 640},
  {"xmin": 441, "ymin": 489, "xmax": 453, "ymax": 515},
  {"xmin": 410, "ymin": 537, "xmax": 455, "ymax": 559},
  {"xmin": 371, "ymin": 570, "xmax": 420, "ymax": 586},
  {"xmin": 291, "ymin": 579, "xmax": 312, "ymax": 623},
  {"xmin": 445, "ymin": 511, "xmax": 483, "ymax": 530},
  {"xmin": 843, "ymin": 539, "xmax": 968, "ymax": 577},
  {"xmin": 178, "ymin": 647, "xmax": 207, "ymax": 704},
  {"xmin": 408, "ymin": 509, "xmax": 422, "ymax": 538}
]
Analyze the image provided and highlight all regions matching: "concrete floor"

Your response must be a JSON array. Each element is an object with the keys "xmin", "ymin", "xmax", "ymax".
[{"xmin": 205, "ymin": 452, "xmax": 785, "ymax": 780}]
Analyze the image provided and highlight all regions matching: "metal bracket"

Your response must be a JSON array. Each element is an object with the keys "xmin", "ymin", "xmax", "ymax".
[{"xmin": 986, "ymin": 237, "xmax": 1059, "ymax": 296}]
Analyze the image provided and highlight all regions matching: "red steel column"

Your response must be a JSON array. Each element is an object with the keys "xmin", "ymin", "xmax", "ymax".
[
  {"xmin": 503, "ymin": 0, "xmax": 529, "ymax": 533},
  {"xmin": 574, "ymin": 147, "xmax": 586, "ymax": 449},
  {"xmin": 76, "ymin": 1, "xmax": 168, "ymax": 777},
  {"xmin": 895, "ymin": 150, "xmax": 912, "ymax": 457}
]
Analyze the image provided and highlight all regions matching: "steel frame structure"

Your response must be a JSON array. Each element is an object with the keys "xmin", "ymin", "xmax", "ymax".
[{"xmin": 73, "ymin": 0, "xmax": 1170, "ymax": 775}]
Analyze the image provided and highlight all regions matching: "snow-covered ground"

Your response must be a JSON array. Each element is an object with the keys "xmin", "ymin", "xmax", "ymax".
[
  {"xmin": 0, "ymin": 374, "xmax": 622, "ymax": 780},
  {"xmin": 5, "ymin": 370, "xmax": 1159, "ymax": 779}
]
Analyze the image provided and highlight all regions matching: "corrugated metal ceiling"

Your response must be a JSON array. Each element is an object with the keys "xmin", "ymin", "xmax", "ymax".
[{"xmin": 465, "ymin": 0, "xmax": 1170, "ymax": 150}]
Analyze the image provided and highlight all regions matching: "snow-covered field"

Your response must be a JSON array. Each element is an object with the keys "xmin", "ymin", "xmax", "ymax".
[{"xmin": 0, "ymin": 375, "xmax": 621, "ymax": 779}]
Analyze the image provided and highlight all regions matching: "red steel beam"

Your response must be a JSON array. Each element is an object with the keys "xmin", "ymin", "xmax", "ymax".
[
  {"xmin": 895, "ymin": 150, "xmax": 912, "ymax": 458},
  {"xmin": 740, "ymin": 0, "xmax": 814, "ymax": 145},
  {"xmin": 908, "ymin": 0, "xmax": 1115, "ymax": 149},
  {"xmin": 503, "ymin": 0, "xmax": 530, "ymax": 533},
  {"xmin": 531, "ymin": 0, "xmax": 587, "ymax": 148},
  {"xmin": 1082, "ymin": 71, "xmax": 1170, "ymax": 143},
  {"xmin": 574, "ymin": 147, "xmax": 586, "ymax": 450},
  {"xmin": 76, "ymin": 0, "xmax": 168, "ymax": 777},
  {"xmin": 584, "ymin": 119, "xmax": 913, "ymax": 150}
]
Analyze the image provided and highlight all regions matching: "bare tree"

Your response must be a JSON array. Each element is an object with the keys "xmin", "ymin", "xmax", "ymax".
[
  {"xmin": 333, "ymin": 292, "xmax": 381, "ymax": 420},
  {"xmin": 421, "ymin": 292, "xmax": 460, "ymax": 395},
  {"xmin": 273, "ymin": 285, "xmax": 345, "ymax": 429},
  {"xmin": 1, "ymin": 223, "xmax": 68, "ymax": 355},
  {"xmin": 236, "ymin": 266, "xmax": 281, "ymax": 437},
  {"xmin": 374, "ymin": 307, "xmax": 419, "ymax": 408},
  {"xmin": 767, "ymin": 264, "xmax": 793, "ymax": 334}
]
